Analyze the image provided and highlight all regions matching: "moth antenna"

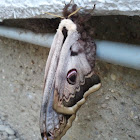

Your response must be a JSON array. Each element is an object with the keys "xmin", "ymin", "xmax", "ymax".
[
  {"xmin": 64, "ymin": 0, "xmax": 73, "ymax": 6},
  {"xmin": 69, "ymin": 0, "xmax": 74, "ymax": 4},
  {"xmin": 68, "ymin": 7, "xmax": 82, "ymax": 18},
  {"xmin": 44, "ymin": 12, "xmax": 65, "ymax": 19}
]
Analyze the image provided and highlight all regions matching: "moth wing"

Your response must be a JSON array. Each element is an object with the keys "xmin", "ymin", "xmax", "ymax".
[
  {"xmin": 54, "ymin": 31, "xmax": 101, "ymax": 114},
  {"xmin": 40, "ymin": 18, "xmax": 101, "ymax": 140},
  {"xmin": 40, "ymin": 29, "xmax": 64, "ymax": 138}
]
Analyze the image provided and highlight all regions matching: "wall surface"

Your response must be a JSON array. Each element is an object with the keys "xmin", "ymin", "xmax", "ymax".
[
  {"xmin": 0, "ymin": 0, "xmax": 140, "ymax": 21},
  {"xmin": 0, "ymin": 37, "xmax": 140, "ymax": 140},
  {"xmin": 0, "ymin": 0, "xmax": 140, "ymax": 140}
]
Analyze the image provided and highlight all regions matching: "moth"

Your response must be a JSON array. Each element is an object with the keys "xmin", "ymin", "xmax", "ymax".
[{"xmin": 40, "ymin": 3, "xmax": 101, "ymax": 140}]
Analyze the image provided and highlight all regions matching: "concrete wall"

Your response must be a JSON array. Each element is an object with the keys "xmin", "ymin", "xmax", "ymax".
[
  {"xmin": 0, "ymin": 0, "xmax": 140, "ymax": 21},
  {"xmin": 0, "ymin": 37, "xmax": 140, "ymax": 140}
]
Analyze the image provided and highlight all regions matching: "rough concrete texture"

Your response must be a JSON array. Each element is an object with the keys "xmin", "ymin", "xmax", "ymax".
[
  {"xmin": 0, "ymin": 0, "xmax": 140, "ymax": 21},
  {"xmin": 0, "ymin": 36, "xmax": 140, "ymax": 140}
]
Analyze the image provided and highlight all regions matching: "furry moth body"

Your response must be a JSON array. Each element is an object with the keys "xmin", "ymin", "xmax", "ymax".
[{"xmin": 40, "ymin": 4, "xmax": 101, "ymax": 140}]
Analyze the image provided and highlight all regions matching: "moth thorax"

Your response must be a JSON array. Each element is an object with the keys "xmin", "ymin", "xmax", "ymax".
[{"xmin": 58, "ymin": 19, "xmax": 77, "ymax": 31}]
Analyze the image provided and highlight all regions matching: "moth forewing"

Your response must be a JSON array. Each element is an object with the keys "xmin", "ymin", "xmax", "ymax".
[
  {"xmin": 40, "ymin": 28, "xmax": 64, "ymax": 138},
  {"xmin": 54, "ymin": 20, "xmax": 80, "ymax": 96},
  {"xmin": 44, "ymin": 30, "xmax": 64, "ymax": 80}
]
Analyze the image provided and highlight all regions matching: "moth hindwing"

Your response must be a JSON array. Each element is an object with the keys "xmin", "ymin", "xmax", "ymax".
[{"xmin": 40, "ymin": 4, "xmax": 101, "ymax": 140}]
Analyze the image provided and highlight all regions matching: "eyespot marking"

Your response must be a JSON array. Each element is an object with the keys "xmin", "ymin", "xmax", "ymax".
[{"xmin": 67, "ymin": 69, "xmax": 77, "ymax": 85}]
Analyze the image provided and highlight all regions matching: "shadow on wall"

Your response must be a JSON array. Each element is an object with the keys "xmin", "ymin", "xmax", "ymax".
[{"xmin": 1, "ymin": 15, "xmax": 140, "ymax": 45}]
